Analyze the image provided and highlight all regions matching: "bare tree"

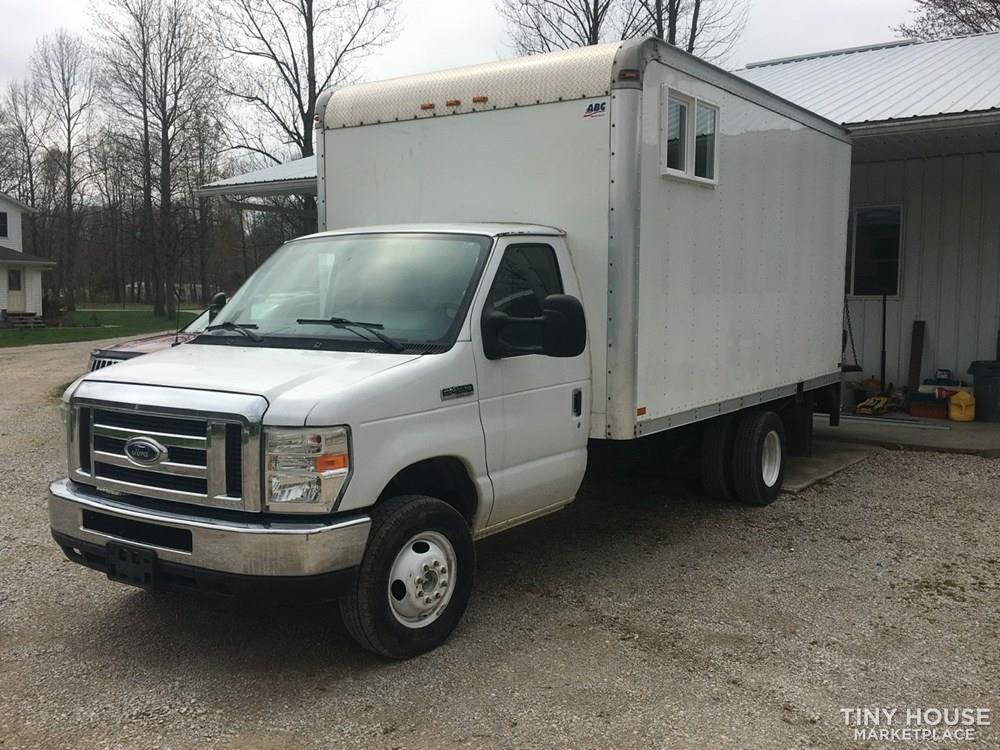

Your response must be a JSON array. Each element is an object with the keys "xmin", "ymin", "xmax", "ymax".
[
  {"xmin": 897, "ymin": 0, "xmax": 1000, "ymax": 38},
  {"xmin": 93, "ymin": 0, "xmax": 159, "ymax": 309},
  {"xmin": 150, "ymin": 0, "xmax": 217, "ymax": 316},
  {"xmin": 95, "ymin": 0, "xmax": 217, "ymax": 316},
  {"xmin": 497, "ymin": 0, "xmax": 616, "ymax": 54},
  {"xmin": 0, "ymin": 81, "xmax": 52, "ymax": 248},
  {"xmin": 499, "ymin": 0, "xmax": 747, "ymax": 62},
  {"xmin": 624, "ymin": 0, "xmax": 748, "ymax": 61},
  {"xmin": 32, "ymin": 31, "xmax": 96, "ymax": 310},
  {"xmin": 212, "ymin": 0, "xmax": 399, "ymax": 163}
]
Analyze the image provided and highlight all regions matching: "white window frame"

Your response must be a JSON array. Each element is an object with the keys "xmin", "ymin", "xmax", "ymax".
[
  {"xmin": 661, "ymin": 90, "xmax": 692, "ymax": 177},
  {"xmin": 659, "ymin": 86, "xmax": 719, "ymax": 186},
  {"xmin": 847, "ymin": 203, "xmax": 904, "ymax": 300}
]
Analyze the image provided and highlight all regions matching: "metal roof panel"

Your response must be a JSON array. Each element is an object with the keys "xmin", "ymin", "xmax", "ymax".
[{"xmin": 736, "ymin": 32, "xmax": 1000, "ymax": 125}]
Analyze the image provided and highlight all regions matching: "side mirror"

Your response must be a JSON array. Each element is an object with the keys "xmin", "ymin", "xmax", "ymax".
[
  {"xmin": 482, "ymin": 293, "xmax": 586, "ymax": 360},
  {"xmin": 541, "ymin": 294, "xmax": 586, "ymax": 358},
  {"xmin": 208, "ymin": 291, "xmax": 227, "ymax": 322}
]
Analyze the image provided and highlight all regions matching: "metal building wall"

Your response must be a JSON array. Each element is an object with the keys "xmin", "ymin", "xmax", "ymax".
[{"xmin": 846, "ymin": 152, "xmax": 1000, "ymax": 386}]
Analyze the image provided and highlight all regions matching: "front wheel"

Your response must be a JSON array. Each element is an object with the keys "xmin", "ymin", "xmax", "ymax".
[
  {"xmin": 339, "ymin": 494, "xmax": 475, "ymax": 659},
  {"xmin": 732, "ymin": 410, "xmax": 786, "ymax": 506}
]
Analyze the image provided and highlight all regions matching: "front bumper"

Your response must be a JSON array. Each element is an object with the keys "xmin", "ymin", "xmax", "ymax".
[{"xmin": 48, "ymin": 478, "xmax": 371, "ymax": 583}]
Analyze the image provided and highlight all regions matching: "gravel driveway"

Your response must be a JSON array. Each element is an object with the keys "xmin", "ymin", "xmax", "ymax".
[{"xmin": 1, "ymin": 339, "xmax": 997, "ymax": 749}]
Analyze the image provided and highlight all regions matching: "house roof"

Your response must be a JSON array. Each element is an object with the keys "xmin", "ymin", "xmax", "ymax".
[
  {"xmin": 735, "ymin": 32, "xmax": 1000, "ymax": 126},
  {"xmin": 195, "ymin": 157, "xmax": 316, "ymax": 198},
  {"xmin": 0, "ymin": 245, "xmax": 54, "ymax": 265},
  {"xmin": 0, "ymin": 191, "xmax": 35, "ymax": 213}
]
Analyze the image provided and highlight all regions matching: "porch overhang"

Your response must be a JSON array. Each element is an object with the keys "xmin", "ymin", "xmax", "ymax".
[{"xmin": 849, "ymin": 109, "xmax": 1000, "ymax": 162}]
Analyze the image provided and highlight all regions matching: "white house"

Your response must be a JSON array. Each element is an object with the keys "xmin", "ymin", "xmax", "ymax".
[
  {"xmin": 737, "ymin": 32, "xmax": 1000, "ymax": 388},
  {"xmin": 0, "ymin": 191, "xmax": 52, "ymax": 322}
]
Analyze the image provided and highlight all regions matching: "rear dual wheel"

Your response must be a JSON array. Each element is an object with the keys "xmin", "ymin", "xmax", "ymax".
[{"xmin": 700, "ymin": 410, "xmax": 786, "ymax": 506}]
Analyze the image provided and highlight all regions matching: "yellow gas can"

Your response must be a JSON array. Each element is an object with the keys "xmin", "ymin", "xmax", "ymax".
[{"xmin": 949, "ymin": 390, "xmax": 975, "ymax": 422}]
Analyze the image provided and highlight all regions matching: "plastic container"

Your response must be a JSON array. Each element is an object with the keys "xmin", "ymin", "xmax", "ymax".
[
  {"xmin": 967, "ymin": 361, "xmax": 1000, "ymax": 422},
  {"xmin": 948, "ymin": 390, "xmax": 975, "ymax": 422}
]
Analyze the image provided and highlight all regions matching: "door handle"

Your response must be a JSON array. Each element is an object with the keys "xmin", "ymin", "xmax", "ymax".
[{"xmin": 572, "ymin": 388, "xmax": 582, "ymax": 417}]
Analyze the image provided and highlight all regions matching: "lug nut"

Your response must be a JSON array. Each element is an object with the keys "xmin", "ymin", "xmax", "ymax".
[
  {"xmin": 424, "ymin": 597, "xmax": 433, "ymax": 604},
  {"xmin": 440, "ymin": 579, "xmax": 448, "ymax": 588},
  {"xmin": 416, "ymin": 577, "xmax": 423, "ymax": 585},
  {"xmin": 433, "ymin": 560, "xmax": 440, "ymax": 568},
  {"xmin": 423, "ymin": 564, "xmax": 430, "ymax": 572},
  {"xmin": 434, "ymin": 592, "xmax": 441, "ymax": 599},
  {"xmin": 440, "ymin": 567, "xmax": 447, "ymax": 575}
]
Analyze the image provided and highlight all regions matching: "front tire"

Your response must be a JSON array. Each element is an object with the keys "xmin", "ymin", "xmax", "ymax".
[
  {"xmin": 732, "ymin": 410, "xmax": 786, "ymax": 506},
  {"xmin": 339, "ymin": 494, "xmax": 475, "ymax": 659}
]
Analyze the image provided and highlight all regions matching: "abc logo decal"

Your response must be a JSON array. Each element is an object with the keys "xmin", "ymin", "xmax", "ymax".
[{"xmin": 583, "ymin": 102, "xmax": 607, "ymax": 118}]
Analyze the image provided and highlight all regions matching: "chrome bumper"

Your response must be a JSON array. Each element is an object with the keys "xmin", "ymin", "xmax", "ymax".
[{"xmin": 48, "ymin": 478, "xmax": 371, "ymax": 577}]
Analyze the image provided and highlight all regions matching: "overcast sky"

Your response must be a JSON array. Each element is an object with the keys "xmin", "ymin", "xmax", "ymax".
[{"xmin": 1, "ymin": 0, "xmax": 918, "ymax": 89}]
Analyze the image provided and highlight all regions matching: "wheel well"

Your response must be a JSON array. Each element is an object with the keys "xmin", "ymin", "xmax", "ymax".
[{"xmin": 377, "ymin": 457, "xmax": 479, "ymax": 527}]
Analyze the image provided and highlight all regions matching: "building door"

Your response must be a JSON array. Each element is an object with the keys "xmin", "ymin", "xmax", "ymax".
[
  {"xmin": 7, "ymin": 270, "xmax": 24, "ymax": 312},
  {"xmin": 471, "ymin": 237, "xmax": 590, "ymax": 526}
]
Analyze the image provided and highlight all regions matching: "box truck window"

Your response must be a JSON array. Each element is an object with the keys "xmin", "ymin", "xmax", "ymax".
[
  {"xmin": 695, "ymin": 103, "xmax": 717, "ymax": 179},
  {"xmin": 486, "ymin": 243, "xmax": 563, "ymax": 351},
  {"xmin": 662, "ymin": 88, "xmax": 719, "ymax": 183},
  {"xmin": 849, "ymin": 206, "xmax": 902, "ymax": 297},
  {"xmin": 665, "ymin": 97, "xmax": 688, "ymax": 172}
]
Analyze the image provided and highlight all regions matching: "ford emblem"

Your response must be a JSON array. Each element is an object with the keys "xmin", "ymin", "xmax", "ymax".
[{"xmin": 124, "ymin": 436, "xmax": 168, "ymax": 467}]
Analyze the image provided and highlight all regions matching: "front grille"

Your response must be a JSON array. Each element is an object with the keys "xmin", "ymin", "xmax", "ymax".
[
  {"xmin": 95, "ymin": 462, "xmax": 208, "ymax": 495},
  {"xmin": 74, "ymin": 405, "xmax": 253, "ymax": 511},
  {"xmin": 93, "ymin": 409, "xmax": 206, "ymax": 437}
]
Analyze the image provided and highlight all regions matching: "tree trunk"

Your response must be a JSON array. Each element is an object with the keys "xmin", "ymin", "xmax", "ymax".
[{"xmin": 687, "ymin": 0, "xmax": 701, "ymax": 52}]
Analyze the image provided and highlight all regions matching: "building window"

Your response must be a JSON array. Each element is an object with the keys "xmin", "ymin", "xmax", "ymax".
[
  {"xmin": 695, "ymin": 103, "xmax": 717, "ymax": 179},
  {"xmin": 0, "ymin": 212, "xmax": 7, "ymax": 238},
  {"xmin": 849, "ymin": 206, "xmax": 902, "ymax": 297},
  {"xmin": 661, "ymin": 87, "xmax": 719, "ymax": 183},
  {"xmin": 665, "ymin": 98, "xmax": 687, "ymax": 172}
]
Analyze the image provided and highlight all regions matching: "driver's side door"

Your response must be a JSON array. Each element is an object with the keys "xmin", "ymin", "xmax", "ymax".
[{"xmin": 472, "ymin": 237, "xmax": 590, "ymax": 527}]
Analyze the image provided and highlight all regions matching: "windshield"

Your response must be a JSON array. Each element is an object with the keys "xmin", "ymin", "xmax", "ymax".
[
  {"xmin": 203, "ymin": 232, "xmax": 492, "ymax": 351},
  {"xmin": 183, "ymin": 310, "xmax": 210, "ymax": 334}
]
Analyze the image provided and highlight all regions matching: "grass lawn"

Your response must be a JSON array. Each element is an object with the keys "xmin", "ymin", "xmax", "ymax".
[{"xmin": 0, "ymin": 309, "xmax": 197, "ymax": 348}]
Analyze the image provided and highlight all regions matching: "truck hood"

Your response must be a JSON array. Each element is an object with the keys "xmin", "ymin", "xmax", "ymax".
[{"xmin": 83, "ymin": 343, "xmax": 422, "ymax": 409}]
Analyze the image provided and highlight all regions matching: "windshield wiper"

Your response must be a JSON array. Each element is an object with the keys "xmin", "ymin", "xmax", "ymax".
[
  {"xmin": 296, "ymin": 317, "xmax": 405, "ymax": 352},
  {"xmin": 205, "ymin": 321, "xmax": 263, "ymax": 343}
]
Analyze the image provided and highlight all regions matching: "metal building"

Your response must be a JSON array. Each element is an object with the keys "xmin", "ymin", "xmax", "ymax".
[{"xmin": 738, "ymin": 32, "xmax": 1000, "ymax": 388}]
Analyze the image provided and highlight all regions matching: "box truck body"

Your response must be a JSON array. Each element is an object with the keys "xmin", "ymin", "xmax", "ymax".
[{"xmin": 317, "ymin": 39, "xmax": 851, "ymax": 441}]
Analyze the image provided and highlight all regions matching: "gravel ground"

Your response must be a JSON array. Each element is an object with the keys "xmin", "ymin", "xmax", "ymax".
[{"xmin": 1, "ymin": 339, "xmax": 998, "ymax": 750}]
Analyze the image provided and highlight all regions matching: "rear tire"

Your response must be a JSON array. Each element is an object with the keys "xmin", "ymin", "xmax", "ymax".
[
  {"xmin": 732, "ymin": 410, "xmax": 786, "ymax": 506},
  {"xmin": 339, "ymin": 494, "xmax": 475, "ymax": 659},
  {"xmin": 700, "ymin": 413, "xmax": 738, "ymax": 501}
]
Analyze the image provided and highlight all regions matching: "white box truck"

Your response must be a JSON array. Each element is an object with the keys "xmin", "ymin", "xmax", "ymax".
[{"xmin": 49, "ymin": 38, "xmax": 851, "ymax": 658}]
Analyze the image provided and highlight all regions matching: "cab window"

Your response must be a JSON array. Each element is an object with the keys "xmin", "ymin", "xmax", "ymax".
[{"xmin": 485, "ymin": 243, "xmax": 563, "ymax": 350}]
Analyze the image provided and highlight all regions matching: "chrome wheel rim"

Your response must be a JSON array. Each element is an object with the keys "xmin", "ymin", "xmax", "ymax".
[
  {"xmin": 761, "ymin": 430, "xmax": 782, "ymax": 487},
  {"xmin": 387, "ymin": 531, "xmax": 456, "ymax": 629}
]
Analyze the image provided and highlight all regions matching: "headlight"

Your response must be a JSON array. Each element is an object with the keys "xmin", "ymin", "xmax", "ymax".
[{"xmin": 264, "ymin": 426, "xmax": 351, "ymax": 513}]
